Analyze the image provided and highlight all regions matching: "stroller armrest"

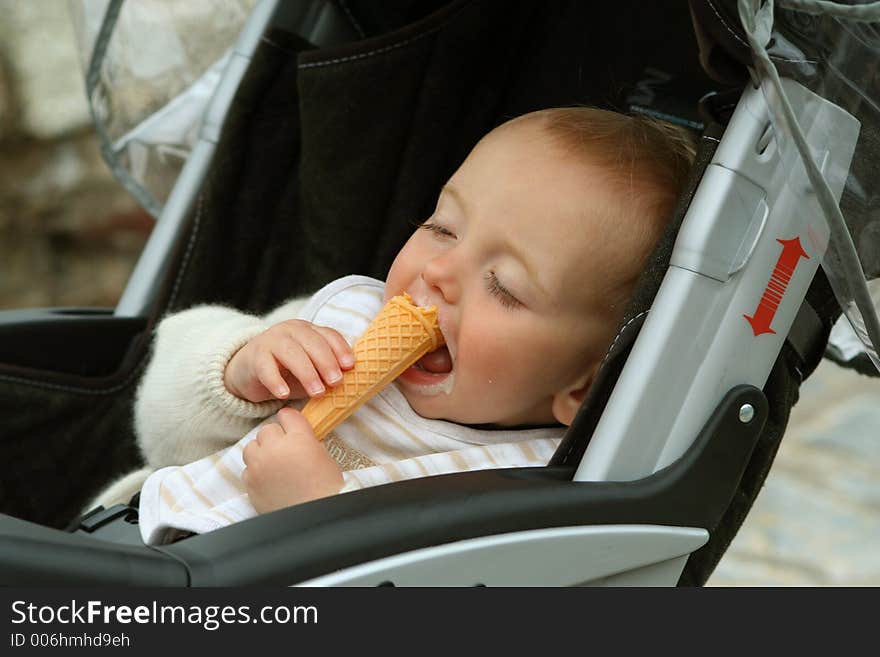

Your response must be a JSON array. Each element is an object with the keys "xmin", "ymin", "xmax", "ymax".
[
  {"xmin": 0, "ymin": 513, "xmax": 187, "ymax": 585},
  {"xmin": 0, "ymin": 308, "xmax": 146, "ymax": 377},
  {"xmin": 159, "ymin": 385, "xmax": 767, "ymax": 585}
]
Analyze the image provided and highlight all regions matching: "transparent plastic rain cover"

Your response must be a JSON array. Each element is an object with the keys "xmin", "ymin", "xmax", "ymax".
[
  {"xmin": 738, "ymin": 0, "xmax": 880, "ymax": 373},
  {"xmin": 69, "ymin": 0, "xmax": 257, "ymax": 218}
]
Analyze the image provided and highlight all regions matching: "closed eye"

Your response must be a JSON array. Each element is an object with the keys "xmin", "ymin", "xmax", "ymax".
[
  {"xmin": 486, "ymin": 271, "xmax": 521, "ymax": 309},
  {"xmin": 418, "ymin": 221, "xmax": 456, "ymax": 239}
]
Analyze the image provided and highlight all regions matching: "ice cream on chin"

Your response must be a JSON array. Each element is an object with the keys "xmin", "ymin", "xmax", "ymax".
[{"xmin": 301, "ymin": 294, "xmax": 446, "ymax": 439}]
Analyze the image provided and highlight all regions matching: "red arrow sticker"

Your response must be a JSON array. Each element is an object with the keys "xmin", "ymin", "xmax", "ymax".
[{"xmin": 744, "ymin": 237, "xmax": 809, "ymax": 336}]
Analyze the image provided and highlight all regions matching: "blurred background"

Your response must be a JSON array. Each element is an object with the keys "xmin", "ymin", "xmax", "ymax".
[
  {"xmin": 0, "ymin": 2, "xmax": 152, "ymax": 309},
  {"xmin": 1, "ymin": 1, "xmax": 877, "ymax": 585}
]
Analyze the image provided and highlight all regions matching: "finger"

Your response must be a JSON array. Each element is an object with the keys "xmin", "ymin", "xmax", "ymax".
[
  {"xmin": 254, "ymin": 350, "xmax": 292, "ymax": 399},
  {"xmin": 274, "ymin": 340, "xmax": 326, "ymax": 397},
  {"xmin": 312, "ymin": 325, "xmax": 356, "ymax": 369},
  {"xmin": 242, "ymin": 440, "xmax": 259, "ymax": 467},
  {"xmin": 255, "ymin": 421, "xmax": 282, "ymax": 447},
  {"xmin": 276, "ymin": 407, "xmax": 314, "ymax": 437},
  {"xmin": 286, "ymin": 326, "xmax": 346, "ymax": 388}
]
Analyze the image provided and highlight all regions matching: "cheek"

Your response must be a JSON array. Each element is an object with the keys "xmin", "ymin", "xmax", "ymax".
[
  {"xmin": 458, "ymin": 316, "xmax": 573, "ymax": 394},
  {"xmin": 457, "ymin": 318, "xmax": 535, "ymax": 387}
]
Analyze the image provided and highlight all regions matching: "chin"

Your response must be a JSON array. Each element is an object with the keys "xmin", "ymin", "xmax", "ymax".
[
  {"xmin": 396, "ymin": 382, "xmax": 460, "ymax": 420},
  {"xmin": 399, "ymin": 388, "xmax": 448, "ymax": 418},
  {"xmin": 401, "ymin": 391, "xmax": 493, "ymax": 425}
]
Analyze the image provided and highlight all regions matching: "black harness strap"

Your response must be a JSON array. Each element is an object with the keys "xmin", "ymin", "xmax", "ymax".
[{"xmin": 785, "ymin": 299, "xmax": 826, "ymax": 378}]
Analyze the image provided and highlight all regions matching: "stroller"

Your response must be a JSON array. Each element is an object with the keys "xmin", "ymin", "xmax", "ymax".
[{"xmin": 1, "ymin": 0, "xmax": 878, "ymax": 586}]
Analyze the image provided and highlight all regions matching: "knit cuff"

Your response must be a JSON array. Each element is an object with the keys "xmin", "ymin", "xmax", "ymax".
[{"xmin": 201, "ymin": 324, "xmax": 286, "ymax": 420}]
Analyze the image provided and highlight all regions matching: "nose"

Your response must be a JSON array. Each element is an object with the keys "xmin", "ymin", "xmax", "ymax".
[{"xmin": 421, "ymin": 252, "xmax": 460, "ymax": 304}]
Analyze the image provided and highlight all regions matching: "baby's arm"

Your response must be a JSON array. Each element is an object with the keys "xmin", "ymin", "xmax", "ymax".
[
  {"xmin": 242, "ymin": 407, "xmax": 344, "ymax": 513},
  {"xmin": 135, "ymin": 297, "xmax": 309, "ymax": 468}
]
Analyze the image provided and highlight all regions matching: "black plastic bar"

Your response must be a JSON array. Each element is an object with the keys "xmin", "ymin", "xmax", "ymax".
[
  {"xmin": 0, "ymin": 513, "xmax": 187, "ymax": 586},
  {"xmin": 0, "ymin": 308, "xmax": 146, "ymax": 376}
]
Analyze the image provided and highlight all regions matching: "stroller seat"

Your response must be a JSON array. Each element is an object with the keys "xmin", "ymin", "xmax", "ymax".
[{"xmin": 1, "ymin": 0, "xmax": 878, "ymax": 586}]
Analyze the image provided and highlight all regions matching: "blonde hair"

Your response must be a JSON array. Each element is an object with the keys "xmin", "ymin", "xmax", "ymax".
[
  {"xmin": 524, "ymin": 107, "xmax": 697, "ymax": 308},
  {"xmin": 540, "ymin": 106, "xmax": 695, "ymax": 225}
]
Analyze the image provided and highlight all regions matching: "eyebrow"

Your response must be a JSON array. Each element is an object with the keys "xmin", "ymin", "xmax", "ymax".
[{"xmin": 440, "ymin": 184, "xmax": 548, "ymax": 298}]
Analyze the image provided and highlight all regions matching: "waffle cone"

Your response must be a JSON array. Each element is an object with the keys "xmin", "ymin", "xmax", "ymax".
[{"xmin": 302, "ymin": 294, "xmax": 445, "ymax": 439}]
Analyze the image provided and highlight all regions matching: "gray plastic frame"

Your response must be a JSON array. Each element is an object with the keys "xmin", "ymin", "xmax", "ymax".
[
  {"xmin": 576, "ymin": 79, "xmax": 858, "ymax": 482},
  {"xmin": 299, "ymin": 525, "xmax": 708, "ymax": 587}
]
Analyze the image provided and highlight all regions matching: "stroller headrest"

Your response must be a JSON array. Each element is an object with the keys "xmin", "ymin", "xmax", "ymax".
[{"xmin": 689, "ymin": 0, "xmax": 753, "ymax": 85}]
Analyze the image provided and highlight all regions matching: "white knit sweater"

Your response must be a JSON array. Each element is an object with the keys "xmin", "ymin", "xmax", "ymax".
[{"xmin": 133, "ymin": 295, "xmax": 307, "ymax": 469}]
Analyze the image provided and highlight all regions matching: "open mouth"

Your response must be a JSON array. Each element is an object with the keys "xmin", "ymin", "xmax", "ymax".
[{"xmin": 399, "ymin": 344, "xmax": 453, "ymax": 386}]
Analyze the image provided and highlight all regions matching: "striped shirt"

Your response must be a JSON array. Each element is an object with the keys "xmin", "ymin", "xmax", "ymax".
[{"xmin": 138, "ymin": 276, "xmax": 563, "ymax": 544}]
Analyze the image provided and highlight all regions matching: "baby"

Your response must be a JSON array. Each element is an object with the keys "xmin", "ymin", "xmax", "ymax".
[{"xmin": 97, "ymin": 107, "xmax": 696, "ymax": 542}]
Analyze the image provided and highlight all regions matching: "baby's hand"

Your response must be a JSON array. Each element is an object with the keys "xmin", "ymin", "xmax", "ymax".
[
  {"xmin": 225, "ymin": 319, "xmax": 354, "ymax": 403},
  {"xmin": 241, "ymin": 407, "xmax": 344, "ymax": 514}
]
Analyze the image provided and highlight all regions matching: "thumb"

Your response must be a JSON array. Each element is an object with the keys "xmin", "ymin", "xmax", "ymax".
[{"xmin": 276, "ymin": 406, "xmax": 315, "ymax": 437}]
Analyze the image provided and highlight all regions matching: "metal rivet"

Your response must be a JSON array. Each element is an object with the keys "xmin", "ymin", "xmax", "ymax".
[{"xmin": 739, "ymin": 404, "xmax": 755, "ymax": 424}]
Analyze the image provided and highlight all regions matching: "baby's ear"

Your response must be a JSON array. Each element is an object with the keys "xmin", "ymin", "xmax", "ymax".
[{"xmin": 551, "ymin": 364, "xmax": 599, "ymax": 426}]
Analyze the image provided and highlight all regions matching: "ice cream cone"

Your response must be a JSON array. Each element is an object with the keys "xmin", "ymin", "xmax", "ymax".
[{"xmin": 302, "ymin": 294, "xmax": 445, "ymax": 439}]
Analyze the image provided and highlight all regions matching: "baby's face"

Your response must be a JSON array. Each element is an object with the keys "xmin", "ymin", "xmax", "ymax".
[{"xmin": 385, "ymin": 118, "xmax": 626, "ymax": 426}]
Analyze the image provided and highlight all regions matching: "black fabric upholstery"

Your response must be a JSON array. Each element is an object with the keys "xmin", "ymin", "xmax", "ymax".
[
  {"xmin": 0, "ymin": 350, "xmax": 146, "ymax": 528},
  {"xmin": 166, "ymin": 0, "xmax": 714, "ymax": 314}
]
